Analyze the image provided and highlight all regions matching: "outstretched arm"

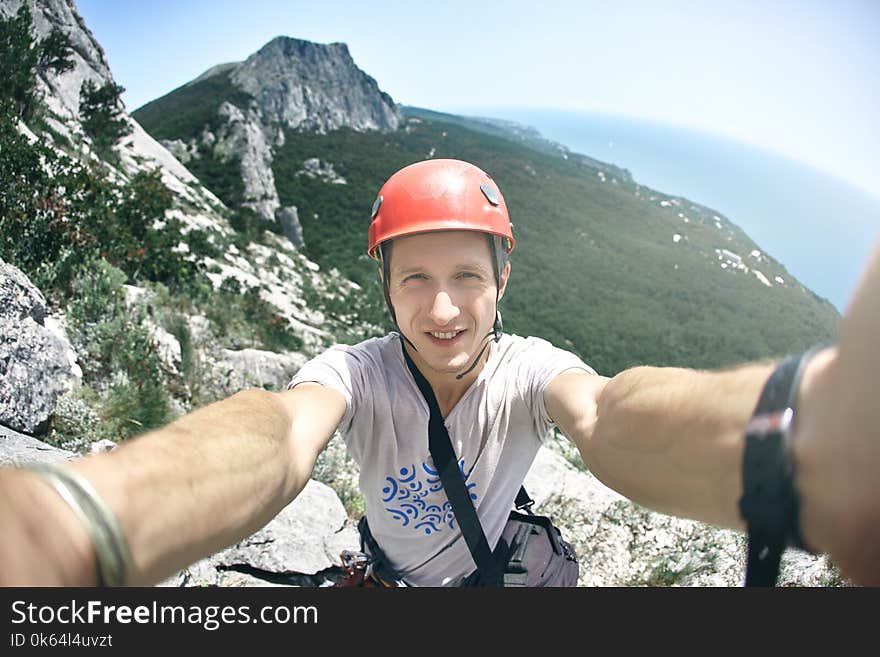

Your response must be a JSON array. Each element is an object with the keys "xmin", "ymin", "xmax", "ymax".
[
  {"xmin": 583, "ymin": 239, "xmax": 880, "ymax": 585},
  {"xmin": 0, "ymin": 382, "xmax": 345, "ymax": 586}
]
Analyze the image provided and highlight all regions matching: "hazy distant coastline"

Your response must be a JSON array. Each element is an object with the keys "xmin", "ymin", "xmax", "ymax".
[{"xmin": 454, "ymin": 107, "xmax": 880, "ymax": 312}]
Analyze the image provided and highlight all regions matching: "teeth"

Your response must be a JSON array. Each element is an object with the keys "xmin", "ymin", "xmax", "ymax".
[{"xmin": 430, "ymin": 331, "xmax": 460, "ymax": 340}]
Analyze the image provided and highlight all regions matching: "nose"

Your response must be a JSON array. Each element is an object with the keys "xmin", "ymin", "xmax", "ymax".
[{"xmin": 427, "ymin": 289, "xmax": 460, "ymax": 326}]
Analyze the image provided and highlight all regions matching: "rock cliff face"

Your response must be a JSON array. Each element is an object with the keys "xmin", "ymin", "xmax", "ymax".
[
  {"xmin": 231, "ymin": 37, "xmax": 400, "ymax": 134},
  {"xmin": 0, "ymin": 0, "xmax": 229, "ymax": 233},
  {"xmin": 1, "ymin": 0, "xmax": 112, "ymax": 122},
  {"xmin": 3, "ymin": 0, "xmax": 368, "ymax": 359}
]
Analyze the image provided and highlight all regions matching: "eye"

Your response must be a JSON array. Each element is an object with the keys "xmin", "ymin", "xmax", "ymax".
[
  {"xmin": 457, "ymin": 271, "xmax": 480, "ymax": 280},
  {"xmin": 403, "ymin": 273, "xmax": 427, "ymax": 282}
]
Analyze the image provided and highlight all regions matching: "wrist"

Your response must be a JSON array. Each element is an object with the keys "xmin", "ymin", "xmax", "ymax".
[{"xmin": 0, "ymin": 467, "xmax": 98, "ymax": 585}]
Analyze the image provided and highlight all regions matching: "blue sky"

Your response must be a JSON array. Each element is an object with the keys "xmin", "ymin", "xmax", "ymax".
[{"xmin": 77, "ymin": 0, "xmax": 879, "ymax": 200}]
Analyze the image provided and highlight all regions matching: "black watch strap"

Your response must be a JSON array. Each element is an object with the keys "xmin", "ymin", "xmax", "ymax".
[{"xmin": 739, "ymin": 350, "xmax": 817, "ymax": 587}]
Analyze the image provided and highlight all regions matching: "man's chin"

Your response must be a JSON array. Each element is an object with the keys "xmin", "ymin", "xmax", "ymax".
[
  {"xmin": 414, "ymin": 344, "xmax": 473, "ymax": 375},
  {"xmin": 423, "ymin": 355, "xmax": 470, "ymax": 375}
]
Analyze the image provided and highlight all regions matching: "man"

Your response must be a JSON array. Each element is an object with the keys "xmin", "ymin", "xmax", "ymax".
[
  {"xmin": 286, "ymin": 159, "xmax": 606, "ymax": 585},
  {"xmin": 0, "ymin": 159, "xmax": 877, "ymax": 586}
]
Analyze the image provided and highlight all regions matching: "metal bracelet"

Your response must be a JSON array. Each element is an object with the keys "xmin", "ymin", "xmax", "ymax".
[{"xmin": 25, "ymin": 463, "xmax": 132, "ymax": 586}]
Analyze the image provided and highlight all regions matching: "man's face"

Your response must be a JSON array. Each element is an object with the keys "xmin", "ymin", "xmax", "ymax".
[{"xmin": 386, "ymin": 230, "xmax": 509, "ymax": 378}]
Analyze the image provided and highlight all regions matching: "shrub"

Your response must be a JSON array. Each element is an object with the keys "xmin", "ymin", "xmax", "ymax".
[
  {"xmin": 79, "ymin": 80, "xmax": 132, "ymax": 156},
  {"xmin": 203, "ymin": 281, "xmax": 303, "ymax": 352},
  {"xmin": 64, "ymin": 260, "xmax": 173, "ymax": 441}
]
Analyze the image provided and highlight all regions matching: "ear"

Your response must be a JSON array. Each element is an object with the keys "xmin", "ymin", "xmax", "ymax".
[{"xmin": 497, "ymin": 261, "xmax": 511, "ymax": 302}]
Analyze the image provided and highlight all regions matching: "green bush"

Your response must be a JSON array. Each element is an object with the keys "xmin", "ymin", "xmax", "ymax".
[
  {"xmin": 64, "ymin": 260, "xmax": 173, "ymax": 441},
  {"xmin": 45, "ymin": 388, "xmax": 101, "ymax": 454},
  {"xmin": 100, "ymin": 373, "xmax": 172, "ymax": 441},
  {"xmin": 229, "ymin": 206, "xmax": 282, "ymax": 247},
  {"xmin": 65, "ymin": 259, "xmax": 128, "ymax": 380},
  {"xmin": 202, "ymin": 281, "xmax": 303, "ymax": 352},
  {"xmin": 0, "ymin": 111, "xmax": 203, "ymax": 297},
  {"xmin": 79, "ymin": 80, "xmax": 132, "ymax": 157}
]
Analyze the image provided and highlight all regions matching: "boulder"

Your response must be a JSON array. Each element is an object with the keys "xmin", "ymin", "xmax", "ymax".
[
  {"xmin": 0, "ymin": 423, "xmax": 75, "ymax": 466},
  {"xmin": 211, "ymin": 479, "xmax": 358, "ymax": 574},
  {"xmin": 166, "ymin": 479, "xmax": 359, "ymax": 586},
  {"xmin": 275, "ymin": 205, "xmax": 303, "ymax": 248},
  {"xmin": 0, "ymin": 257, "xmax": 49, "ymax": 323},
  {"xmin": 296, "ymin": 158, "xmax": 347, "ymax": 185},
  {"xmin": 209, "ymin": 347, "xmax": 309, "ymax": 396},
  {"xmin": 0, "ymin": 259, "xmax": 74, "ymax": 435}
]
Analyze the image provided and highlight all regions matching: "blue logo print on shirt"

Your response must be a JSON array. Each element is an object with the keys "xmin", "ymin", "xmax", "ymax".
[{"xmin": 381, "ymin": 461, "xmax": 478, "ymax": 535}]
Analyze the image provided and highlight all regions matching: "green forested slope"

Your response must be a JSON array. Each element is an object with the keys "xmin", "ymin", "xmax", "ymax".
[{"xmin": 135, "ymin": 98, "xmax": 840, "ymax": 374}]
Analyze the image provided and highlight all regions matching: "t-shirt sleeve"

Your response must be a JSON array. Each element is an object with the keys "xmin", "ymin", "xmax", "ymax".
[
  {"xmin": 520, "ymin": 336, "xmax": 596, "ymax": 444},
  {"xmin": 287, "ymin": 345, "xmax": 363, "ymax": 433}
]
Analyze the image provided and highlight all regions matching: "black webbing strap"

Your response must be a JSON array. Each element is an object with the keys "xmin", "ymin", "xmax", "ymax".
[
  {"xmin": 357, "ymin": 516, "xmax": 409, "ymax": 586},
  {"xmin": 740, "ymin": 350, "xmax": 815, "ymax": 587},
  {"xmin": 400, "ymin": 339, "xmax": 504, "ymax": 586}
]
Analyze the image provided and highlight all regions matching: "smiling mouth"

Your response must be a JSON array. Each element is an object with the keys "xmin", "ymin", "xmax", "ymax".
[{"xmin": 426, "ymin": 329, "xmax": 466, "ymax": 341}]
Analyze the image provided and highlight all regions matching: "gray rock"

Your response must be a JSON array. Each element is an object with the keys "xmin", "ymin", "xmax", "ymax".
[
  {"xmin": 0, "ymin": 316, "xmax": 71, "ymax": 435},
  {"xmin": 166, "ymin": 479, "xmax": 359, "ymax": 586},
  {"xmin": 211, "ymin": 479, "xmax": 356, "ymax": 574},
  {"xmin": 89, "ymin": 439, "xmax": 117, "ymax": 454},
  {"xmin": 296, "ymin": 158, "xmax": 347, "ymax": 185},
  {"xmin": 43, "ymin": 315, "xmax": 83, "ymax": 384},
  {"xmin": 0, "ymin": 256, "xmax": 48, "ymax": 324},
  {"xmin": 159, "ymin": 138, "xmax": 196, "ymax": 164},
  {"xmin": 231, "ymin": 37, "xmax": 401, "ymax": 134},
  {"xmin": 275, "ymin": 205, "xmax": 303, "ymax": 248},
  {"xmin": 146, "ymin": 321, "xmax": 182, "ymax": 375},
  {"xmin": 524, "ymin": 442, "xmax": 626, "ymax": 510},
  {"xmin": 0, "ymin": 423, "xmax": 75, "ymax": 467},
  {"xmin": 215, "ymin": 101, "xmax": 280, "ymax": 222},
  {"xmin": 0, "ymin": 260, "xmax": 80, "ymax": 434},
  {"xmin": 210, "ymin": 347, "xmax": 309, "ymax": 396}
]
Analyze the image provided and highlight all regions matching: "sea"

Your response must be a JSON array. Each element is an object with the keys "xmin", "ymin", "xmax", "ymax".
[{"xmin": 453, "ymin": 107, "xmax": 880, "ymax": 313}]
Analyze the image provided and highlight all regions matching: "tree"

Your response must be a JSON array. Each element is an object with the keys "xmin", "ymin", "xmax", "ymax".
[
  {"xmin": 0, "ymin": 5, "xmax": 73, "ymax": 121},
  {"xmin": 79, "ymin": 80, "xmax": 132, "ymax": 154}
]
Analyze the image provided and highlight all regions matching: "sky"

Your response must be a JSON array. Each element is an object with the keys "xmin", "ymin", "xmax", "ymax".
[{"xmin": 76, "ymin": 0, "xmax": 879, "ymax": 200}]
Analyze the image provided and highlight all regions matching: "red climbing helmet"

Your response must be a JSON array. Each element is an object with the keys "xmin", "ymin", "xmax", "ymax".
[{"xmin": 367, "ymin": 159, "xmax": 515, "ymax": 259}]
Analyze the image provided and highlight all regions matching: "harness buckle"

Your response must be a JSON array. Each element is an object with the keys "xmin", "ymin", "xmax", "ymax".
[{"xmin": 340, "ymin": 550, "xmax": 372, "ymax": 577}]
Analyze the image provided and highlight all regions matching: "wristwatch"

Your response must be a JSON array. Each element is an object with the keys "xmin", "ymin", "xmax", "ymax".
[{"xmin": 739, "ymin": 349, "xmax": 818, "ymax": 586}]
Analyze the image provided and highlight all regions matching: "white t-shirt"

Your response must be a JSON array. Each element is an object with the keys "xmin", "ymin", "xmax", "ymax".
[{"xmin": 288, "ymin": 332, "xmax": 595, "ymax": 586}]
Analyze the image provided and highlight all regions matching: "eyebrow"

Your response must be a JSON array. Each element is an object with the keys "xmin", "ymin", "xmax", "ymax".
[{"xmin": 393, "ymin": 263, "xmax": 491, "ymax": 276}]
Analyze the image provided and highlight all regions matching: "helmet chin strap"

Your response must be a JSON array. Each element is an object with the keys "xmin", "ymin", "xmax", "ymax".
[
  {"xmin": 454, "ymin": 310, "xmax": 502, "ymax": 380},
  {"xmin": 397, "ymin": 310, "xmax": 501, "ymax": 382}
]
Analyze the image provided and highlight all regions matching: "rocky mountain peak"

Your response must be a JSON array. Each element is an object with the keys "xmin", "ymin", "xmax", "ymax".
[
  {"xmin": 230, "ymin": 35, "xmax": 400, "ymax": 133},
  {"xmin": 138, "ymin": 34, "xmax": 403, "ymax": 228}
]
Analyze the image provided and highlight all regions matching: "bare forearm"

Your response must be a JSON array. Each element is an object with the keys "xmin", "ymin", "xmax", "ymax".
[
  {"xmin": 61, "ymin": 389, "xmax": 304, "ymax": 585},
  {"xmin": 589, "ymin": 361, "xmax": 775, "ymax": 529},
  {"xmin": 792, "ymin": 240, "xmax": 880, "ymax": 584}
]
